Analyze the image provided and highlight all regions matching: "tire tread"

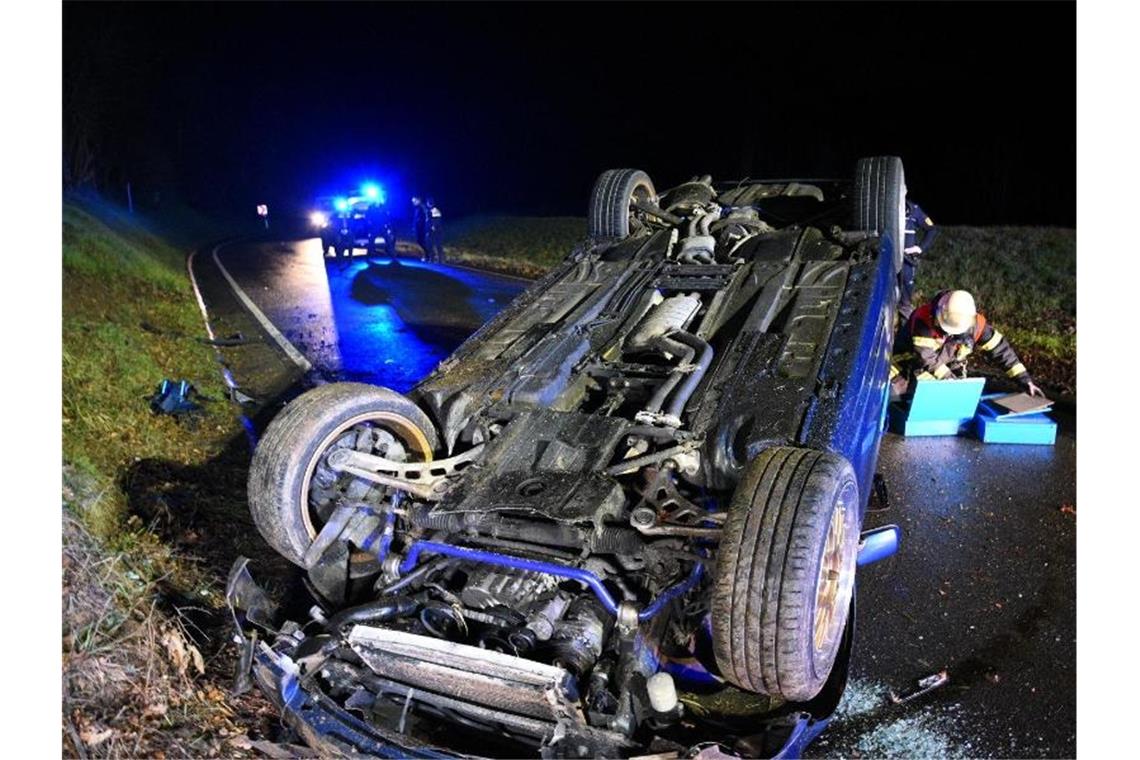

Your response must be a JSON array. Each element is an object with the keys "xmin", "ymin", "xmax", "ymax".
[
  {"xmin": 712, "ymin": 446, "xmax": 859, "ymax": 701},
  {"xmin": 247, "ymin": 383, "xmax": 438, "ymax": 568}
]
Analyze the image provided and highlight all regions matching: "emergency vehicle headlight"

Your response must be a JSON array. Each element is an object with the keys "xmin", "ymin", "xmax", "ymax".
[{"xmin": 310, "ymin": 211, "xmax": 329, "ymax": 228}]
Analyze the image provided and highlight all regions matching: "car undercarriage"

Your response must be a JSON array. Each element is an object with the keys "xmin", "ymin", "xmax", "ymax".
[{"xmin": 231, "ymin": 161, "xmax": 907, "ymax": 758}]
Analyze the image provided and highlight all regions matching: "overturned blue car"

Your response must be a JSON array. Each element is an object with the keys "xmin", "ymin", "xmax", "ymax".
[{"xmin": 229, "ymin": 158, "xmax": 906, "ymax": 758}]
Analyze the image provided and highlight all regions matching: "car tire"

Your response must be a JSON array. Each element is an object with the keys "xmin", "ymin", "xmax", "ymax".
[
  {"xmin": 854, "ymin": 156, "xmax": 907, "ymax": 274},
  {"xmin": 711, "ymin": 446, "xmax": 861, "ymax": 702},
  {"xmin": 588, "ymin": 169, "xmax": 657, "ymax": 240},
  {"xmin": 248, "ymin": 383, "xmax": 439, "ymax": 574}
]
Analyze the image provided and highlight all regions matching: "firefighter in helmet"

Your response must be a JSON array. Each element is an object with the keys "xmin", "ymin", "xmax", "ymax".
[{"xmin": 890, "ymin": 289, "xmax": 1043, "ymax": 398}]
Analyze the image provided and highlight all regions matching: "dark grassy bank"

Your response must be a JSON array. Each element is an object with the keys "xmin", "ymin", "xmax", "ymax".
[
  {"xmin": 63, "ymin": 199, "xmax": 237, "ymax": 535},
  {"xmin": 443, "ymin": 219, "xmax": 1076, "ymax": 393},
  {"xmin": 61, "ymin": 195, "xmax": 274, "ymax": 757},
  {"xmin": 443, "ymin": 215, "xmax": 586, "ymax": 278}
]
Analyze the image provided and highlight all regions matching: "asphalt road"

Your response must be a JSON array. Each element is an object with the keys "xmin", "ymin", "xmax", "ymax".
[
  {"xmin": 809, "ymin": 423, "xmax": 1076, "ymax": 758},
  {"xmin": 192, "ymin": 236, "xmax": 1076, "ymax": 758},
  {"xmin": 187, "ymin": 236, "xmax": 527, "ymax": 417}
]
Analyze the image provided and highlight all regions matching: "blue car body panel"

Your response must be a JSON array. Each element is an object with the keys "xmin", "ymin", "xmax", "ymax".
[{"xmin": 802, "ymin": 236, "xmax": 898, "ymax": 513}]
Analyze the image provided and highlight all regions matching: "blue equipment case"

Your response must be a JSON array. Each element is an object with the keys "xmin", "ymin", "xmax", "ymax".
[
  {"xmin": 889, "ymin": 377, "xmax": 986, "ymax": 437},
  {"xmin": 974, "ymin": 397, "xmax": 1057, "ymax": 445}
]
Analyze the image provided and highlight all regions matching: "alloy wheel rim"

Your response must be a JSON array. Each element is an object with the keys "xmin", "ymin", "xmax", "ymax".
[{"xmin": 813, "ymin": 489, "xmax": 857, "ymax": 654}]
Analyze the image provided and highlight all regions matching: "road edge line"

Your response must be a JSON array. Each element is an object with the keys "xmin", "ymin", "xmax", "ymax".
[
  {"xmin": 210, "ymin": 242, "xmax": 314, "ymax": 371},
  {"xmin": 187, "ymin": 247, "xmax": 219, "ymax": 343}
]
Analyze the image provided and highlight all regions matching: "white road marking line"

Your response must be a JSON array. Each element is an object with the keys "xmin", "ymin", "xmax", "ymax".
[
  {"xmin": 186, "ymin": 247, "xmax": 219, "ymax": 343},
  {"xmin": 211, "ymin": 242, "xmax": 313, "ymax": 371}
]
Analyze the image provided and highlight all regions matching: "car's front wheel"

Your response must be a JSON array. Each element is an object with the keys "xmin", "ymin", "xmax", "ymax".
[
  {"xmin": 247, "ymin": 383, "xmax": 439, "ymax": 576},
  {"xmin": 711, "ymin": 446, "xmax": 861, "ymax": 702},
  {"xmin": 588, "ymin": 168, "xmax": 658, "ymax": 240}
]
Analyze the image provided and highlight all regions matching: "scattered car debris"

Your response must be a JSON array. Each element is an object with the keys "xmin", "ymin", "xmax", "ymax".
[
  {"xmin": 889, "ymin": 670, "xmax": 950, "ymax": 704},
  {"xmin": 250, "ymin": 739, "xmax": 321, "ymax": 759},
  {"xmin": 227, "ymin": 385, "xmax": 259, "ymax": 406},
  {"xmin": 198, "ymin": 331, "xmax": 252, "ymax": 347},
  {"xmin": 148, "ymin": 379, "xmax": 205, "ymax": 419}
]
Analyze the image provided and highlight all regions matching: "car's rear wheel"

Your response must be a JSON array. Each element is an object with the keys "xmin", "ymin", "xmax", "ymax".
[
  {"xmin": 248, "ymin": 383, "xmax": 439, "ymax": 576},
  {"xmin": 854, "ymin": 156, "xmax": 907, "ymax": 274},
  {"xmin": 588, "ymin": 169, "xmax": 657, "ymax": 240},
  {"xmin": 711, "ymin": 446, "xmax": 860, "ymax": 702}
]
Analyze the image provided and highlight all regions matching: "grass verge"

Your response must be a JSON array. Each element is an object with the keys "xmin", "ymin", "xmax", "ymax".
[
  {"xmin": 442, "ymin": 215, "xmax": 586, "ymax": 278},
  {"xmin": 62, "ymin": 194, "xmax": 271, "ymax": 757},
  {"xmin": 442, "ymin": 219, "xmax": 1076, "ymax": 393}
]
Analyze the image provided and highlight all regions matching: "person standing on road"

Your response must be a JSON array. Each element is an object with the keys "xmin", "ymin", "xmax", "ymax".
[
  {"xmin": 899, "ymin": 200, "xmax": 939, "ymax": 318},
  {"xmin": 411, "ymin": 195, "xmax": 429, "ymax": 261},
  {"xmin": 890, "ymin": 289, "xmax": 1043, "ymax": 398},
  {"xmin": 425, "ymin": 197, "xmax": 445, "ymax": 263}
]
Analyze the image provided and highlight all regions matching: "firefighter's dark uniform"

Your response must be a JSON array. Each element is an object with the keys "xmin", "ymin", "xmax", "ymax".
[
  {"xmin": 412, "ymin": 200, "xmax": 429, "ymax": 260},
  {"xmin": 890, "ymin": 292, "xmax": 1034, "ymax": 394},
  {"xmin": 900, "ymin": 201, "xmax": 938, "ymax": 317}
]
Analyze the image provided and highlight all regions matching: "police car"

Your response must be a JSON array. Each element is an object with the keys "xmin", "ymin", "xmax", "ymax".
[{"xmin": 310, "ymin": 183, "xmax": 396, "ymax": 259}]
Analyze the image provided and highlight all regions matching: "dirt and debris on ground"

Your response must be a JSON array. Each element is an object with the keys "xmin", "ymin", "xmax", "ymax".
[
  {"xmin": 812, "ymin": 678, "xmax": 972, "ymax": 759},
  {"xmin": 63, "ymin": 466, "xmax": 287, "ymax": 759}
]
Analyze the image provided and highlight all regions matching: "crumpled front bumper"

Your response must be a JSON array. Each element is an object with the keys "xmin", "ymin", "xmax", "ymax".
[
  {"xmin": 228, "ymin": 534, "xmax": 903, "ymax": 760},
  {"xmin": 247, "ymin": 635, "xmax": 828, "ymax": 760},
  {"xmin": 250, "ymin": 641, "xmax": 456, "ymax": 758}
]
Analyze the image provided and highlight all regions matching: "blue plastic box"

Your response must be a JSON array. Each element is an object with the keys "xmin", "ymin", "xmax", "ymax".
[
  {"xmin": 974, "ymin": 400, "xmax": 1057, "ymax": 445},
  {"xmin": 889, "ymin": 378, "xmax": 986, "ymax": 437}
]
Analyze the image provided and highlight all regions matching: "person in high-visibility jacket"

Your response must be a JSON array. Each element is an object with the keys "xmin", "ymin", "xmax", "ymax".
[{"xmin": 890, "ymin": 289, "xmax": 1043, "ymax": 398}]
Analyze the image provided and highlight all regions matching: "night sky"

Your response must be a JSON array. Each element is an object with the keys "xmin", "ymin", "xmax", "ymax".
[{"xmin": 63, "ymin": 1, "xmax": 1075, "ymax": 226}]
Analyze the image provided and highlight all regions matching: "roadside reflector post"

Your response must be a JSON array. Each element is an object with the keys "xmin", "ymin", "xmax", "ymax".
[{"xmin": 257, "ymin": 203, "xmax": 269, "ymax": 230}]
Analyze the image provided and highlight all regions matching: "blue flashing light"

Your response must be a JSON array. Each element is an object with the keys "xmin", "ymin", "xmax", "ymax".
[
  {"xmin": 362, "ymin": 182, "xmax": 385, "ymax": 203},
  {"xmin": 333, "ymin": 197, "xmax": 349, "ymax": 212}
]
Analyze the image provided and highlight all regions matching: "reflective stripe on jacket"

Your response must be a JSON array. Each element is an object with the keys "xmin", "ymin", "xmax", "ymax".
[
  {"xmin": 904, "ymin": 201, "xmax": 938, "ymax": 256},
  {"xmin": 891, "ymin": 296, "xmax": 1032, "ymax": 385}
]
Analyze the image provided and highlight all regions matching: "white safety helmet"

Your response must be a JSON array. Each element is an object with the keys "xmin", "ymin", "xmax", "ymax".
[{"xmin": 936, "ymin": 290, "xmax": 977, "ymax": 335}]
